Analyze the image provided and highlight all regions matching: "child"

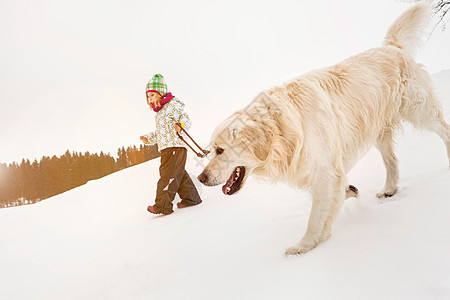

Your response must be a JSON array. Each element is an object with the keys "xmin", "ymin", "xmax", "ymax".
[{"xmin": 140, "ymin": 74, "xmax": 202, "ymax": 215}]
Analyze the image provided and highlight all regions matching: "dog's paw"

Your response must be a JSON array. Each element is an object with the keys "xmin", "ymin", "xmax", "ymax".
[
  {"xmin": 285, "ymin": 247, "xmax": 306, "ymax": 256},
  {"xmin": 285, "ymin": 243, "xmax": 315, "ymax": 256},
  {"xmin": 376, "ymin": 187, "xmax": 397, "ymax": 198},
  {"xmin": 346, "ymin": 185, "xmax": 359, "ymax": 199},
  {"xmin": 376, "ymin": 192, "xmax": 392, "ymax": 198}
]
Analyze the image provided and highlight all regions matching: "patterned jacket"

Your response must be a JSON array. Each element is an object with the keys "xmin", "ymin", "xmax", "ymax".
[{"xmin": 143, "ymin": 97, "xmax": 191, "ymax": 152}]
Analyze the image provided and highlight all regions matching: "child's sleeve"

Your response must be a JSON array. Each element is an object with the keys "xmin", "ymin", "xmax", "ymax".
[
  {"xmin": 172, "ymin": 101, "xmax": 192, "ymax": 131},
  {"xmin": 143, "ymin": 132, "xmax": 157, "ymax": 145}
]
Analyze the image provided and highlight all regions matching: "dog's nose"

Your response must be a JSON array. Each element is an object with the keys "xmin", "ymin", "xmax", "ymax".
[{"xmin": 197, "ymin": 172, "xmax": 208, "ymax": 184}]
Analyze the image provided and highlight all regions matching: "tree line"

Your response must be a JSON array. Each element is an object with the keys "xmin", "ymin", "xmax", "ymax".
[{"xmin": 0, "ymin": 145, "xmax": 160, "ymax": 209}]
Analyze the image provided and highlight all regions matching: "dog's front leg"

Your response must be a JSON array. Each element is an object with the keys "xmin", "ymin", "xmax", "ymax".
[{"xmin": 285, "ymin": 175, "xmax": 345, "ymax": 256}]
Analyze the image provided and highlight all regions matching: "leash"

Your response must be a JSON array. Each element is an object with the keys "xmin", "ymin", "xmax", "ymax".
[{"xmin": 175, "ymin": 123, "xmax": 210, "ymax": 158}]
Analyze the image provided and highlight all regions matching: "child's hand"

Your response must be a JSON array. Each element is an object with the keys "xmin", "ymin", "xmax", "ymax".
[
  {"xmin": 140, "ymin": 136, "xmax": 148, "ymax": 144},
  {"xmin": 174, "ymin": 123, "xmax": 182, "ymax": 133}
]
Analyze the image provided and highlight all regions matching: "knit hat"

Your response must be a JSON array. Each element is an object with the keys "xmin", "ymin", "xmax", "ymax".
[{"xmin": 146, "ymin": 74, "xmax": 168, "ymax": 97}]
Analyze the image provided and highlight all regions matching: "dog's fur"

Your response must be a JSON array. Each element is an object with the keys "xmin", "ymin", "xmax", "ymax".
[{"xmin": 198, "ymin": 4, "xmax": 450, "ymax": 255}]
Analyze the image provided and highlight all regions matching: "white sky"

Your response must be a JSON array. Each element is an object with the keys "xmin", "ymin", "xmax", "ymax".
[{"xmin": 1, "ymin": 0, "xmax": 449, "ymax": 164}]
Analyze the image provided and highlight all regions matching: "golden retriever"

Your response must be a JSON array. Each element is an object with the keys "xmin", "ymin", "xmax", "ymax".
[{"xmin": 198, "ymin": 3, "xmax": 450, "ymax": 255}]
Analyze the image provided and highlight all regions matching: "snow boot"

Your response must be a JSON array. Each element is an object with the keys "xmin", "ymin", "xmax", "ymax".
[
  {"xmin": 147, "ymin": 205, "xmax": 158, "ymax": 214},
  {"xmin": 148, "ymin": 205, "xmax": 173, "ymax": 215}
]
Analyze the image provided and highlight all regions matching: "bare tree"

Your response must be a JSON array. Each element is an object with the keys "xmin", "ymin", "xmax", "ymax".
[
  {"xmin": 431, "ymin": 0, "xmax": 449, "ymax": 31},
  {"xmin": 409, "ymin": 0, "xmax": 450, "ymax": 32}
]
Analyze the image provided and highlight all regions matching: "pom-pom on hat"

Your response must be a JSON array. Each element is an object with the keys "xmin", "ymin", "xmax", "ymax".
[{"xmin": 146, "ymin": 74, "xmax": 168, "ymax": 97}]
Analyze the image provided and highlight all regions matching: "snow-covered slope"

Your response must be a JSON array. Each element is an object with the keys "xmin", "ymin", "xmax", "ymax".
[{"xmin": 1, "ymin": 72, "xmax": 449, "ymax": 300}]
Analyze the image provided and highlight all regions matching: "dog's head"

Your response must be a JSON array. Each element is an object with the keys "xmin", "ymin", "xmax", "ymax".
[{"xmin": 198, "ymin": 93, "xmax": 278, "ymax": 195}]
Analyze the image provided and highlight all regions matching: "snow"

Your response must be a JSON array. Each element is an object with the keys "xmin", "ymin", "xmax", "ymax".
[{"xmin": 1, "ymin": 71, "xmax": 450, "ymax": 300}]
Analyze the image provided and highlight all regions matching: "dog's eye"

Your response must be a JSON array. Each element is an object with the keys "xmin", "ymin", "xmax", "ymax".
[{"xmin": 216, "ymin": 147, "xmax": 224, "ymax": 155}]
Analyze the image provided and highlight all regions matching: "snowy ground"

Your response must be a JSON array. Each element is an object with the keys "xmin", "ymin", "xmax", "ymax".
[{"xmin": 1, "ymin": 71, "xmax": 449, "ymax": 300}]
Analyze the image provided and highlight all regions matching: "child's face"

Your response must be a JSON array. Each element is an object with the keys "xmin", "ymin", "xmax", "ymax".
[{"xmin": 147, "ymin": 91, "xmax": 162, "ymax": 107}]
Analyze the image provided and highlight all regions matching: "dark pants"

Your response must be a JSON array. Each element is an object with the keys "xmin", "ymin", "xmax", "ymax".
[{"xmin": 153, "ymin": 147, "xmax": 202, "ymax": 214}]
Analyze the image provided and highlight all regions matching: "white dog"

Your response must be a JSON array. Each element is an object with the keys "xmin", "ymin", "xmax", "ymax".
[{"xmin": 198, "ymin": 3, "xmax": 450, "ymax": 255}]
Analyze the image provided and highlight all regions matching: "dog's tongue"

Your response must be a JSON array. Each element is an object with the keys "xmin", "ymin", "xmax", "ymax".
[
  {"xmin": 222, "ymin": 185, "xmax": 229, "ymax": 195},
  {"xmin": 222, "ymin": 178, "xmax": 233, "ymax": 195}
]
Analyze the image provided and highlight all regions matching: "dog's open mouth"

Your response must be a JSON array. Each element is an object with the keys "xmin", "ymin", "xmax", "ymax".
[{"xmin": 222, "ymin": 166, "xmax": 246, "ymax": 195}]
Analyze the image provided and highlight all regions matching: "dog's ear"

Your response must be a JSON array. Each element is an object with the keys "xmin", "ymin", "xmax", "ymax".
[
  {"xmin": 241, "ymin": 122, "xmax": 271, "ymax": 161},
  {"xmin": 237, "ymin": 93, "xmax": 278, "ymax": 161}
]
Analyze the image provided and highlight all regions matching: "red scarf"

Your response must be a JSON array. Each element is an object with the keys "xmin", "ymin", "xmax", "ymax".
[{"xmin": 152, "ymin": 92, "xmax": 174, "ymax": 112}]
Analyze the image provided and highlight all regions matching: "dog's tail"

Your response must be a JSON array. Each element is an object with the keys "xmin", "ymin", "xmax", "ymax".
[{"xmin": 383, "ymin": 3, "xmax": 431, "ymax": 58}]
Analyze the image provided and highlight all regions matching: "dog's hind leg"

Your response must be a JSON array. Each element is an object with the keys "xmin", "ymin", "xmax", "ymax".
[
  {"xmin": 376, "ymin": 129, "xmax": 399, "ymax": 198},
  {"xmin": 422, "ymin": 116, "xmax": 450, "ymax": 166},
  {"xmin": 406, "ymin": 107, "xmax": 450, "ymax": 166},
  {"xmin": 285, "ymin": 173, "xmax": 346, "ymax": 255},
  {"xmin": 401, "ymin": 73, "xmax": 450, "ymax": 166}
]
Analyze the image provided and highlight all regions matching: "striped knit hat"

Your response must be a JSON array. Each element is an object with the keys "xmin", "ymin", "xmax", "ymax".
[{"xmin": 146, "ymin": 74, "xmax": 168, "ymax": 97}]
